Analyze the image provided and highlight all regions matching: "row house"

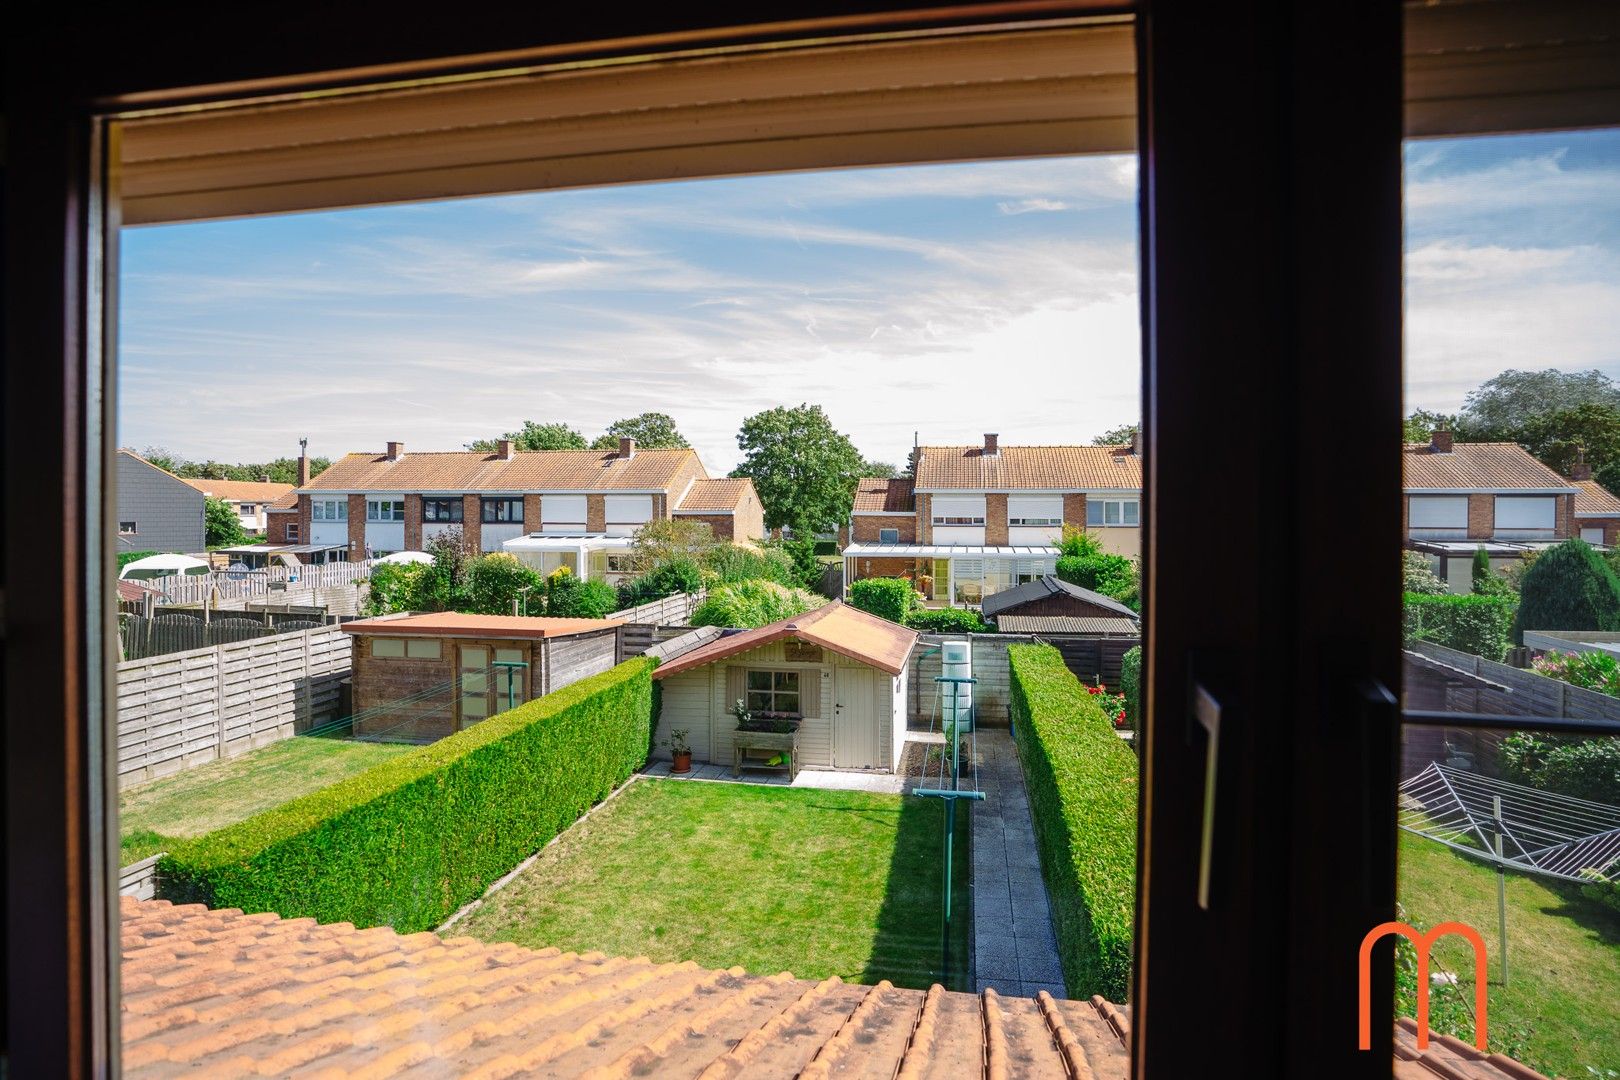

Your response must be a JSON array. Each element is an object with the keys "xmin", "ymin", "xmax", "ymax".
[
  {"xmin": 182, "ymin": 478, "xmax": 293, "ymax": 536},
  {"xmin": 268, "ymin": 438, "xmax": 764, "ymax": 583},
  {"xmin": 841, "ymin": 433, "xmax": 1141, "ymax": 607},
  {"xmin": 1404, "ymin": 428, "xmax": 1583, "ymax": 592}
]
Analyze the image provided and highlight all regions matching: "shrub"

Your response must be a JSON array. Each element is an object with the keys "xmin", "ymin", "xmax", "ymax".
[
  {"xmin": 1402, "ymin": 592, "xmax": 1515, "ymax": 661},
  {"xmin": 544, "ymin": 569, "xmax": 619, "ymax": 619},
  {"xmin": 1512, "ymin": 538, "xmax": 1620, "ymax": 645},
  {"xmin": 1120, "ymin": 645, "xmax": 1143, "ymax": 731},
  {"xmin": 690, "ymin": 579, "xmax": 820, "ymax": 628},
  {"xmin": 1532, "ymin": 649, "xmax": 1620, "ymax": 696},
  {"xmin": 849, "ymin": 577, "xmax": 914, "ymax": 624},
  {"xmin": 1007, "ymin": 643, "xmax": 1136, "ymax": 999},
  {"xmin": 616, "ymin": 557, "xmax": 706, "ymax": 609},
  {"xmin": 1498, "ymin": 731, "xmax": 1620, "ymax": 805},
  {"xmin": 459, "ymin": 553, "xmax": 544, "ymax": 616},
  {"xmin": 117, "ymin": 549, "xmax": 159, "ymax": 569},
  {"xmin": 1471, "ymin": 546, "xmax": 1491, "ymax": 591},
  {"xmin": 778, "ymin": 536, "xmax": 824, "ymax": 593},
  {"xmin": 1402, "ymin": 551, "xmax": 1447, "ymax": 595},
  {"xmin": 160, "ymin": 658, "xmax": 656, "ymax": 932},
  {"xmin": 363, "ymin": 561, "xmax": 435, "ymax": 615},
  {"xmin": 905, "ymin": 607, "xmax": 988, "ymax": 634},
  {"xmin": 1055, "ymin": 550, "xmax": 1139, "ymax": 611},
  {"xmin": 702, "ymin": 543, "xmax": 798, "ymax": 587}
]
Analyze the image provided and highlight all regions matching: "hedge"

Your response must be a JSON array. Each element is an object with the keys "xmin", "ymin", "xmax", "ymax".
[
  {"xmin": 1512, "ymin": 537, "xmax": 1620, "ymax": 645},
  {"xmin": 1120, "ymin": 645, "xmax": 1142, "ymax": 731},
  {"xmin": 849, "ymin": 577, "xmax": 914, "ymax": 623},
  {"xmin": 1402, "ymin": 592, "xmax": 1515, "ymax": 662},
  {"xmin": 905, "ymin": 607, "xmax": 988, "ymax": 634},
  {"xmin": 1007, "ymin": 643, "xmax": 1137, "ymax": 1000},
  {"xmin": 160, "ymin": 657, "xmax": 657, "ymax": 933}
]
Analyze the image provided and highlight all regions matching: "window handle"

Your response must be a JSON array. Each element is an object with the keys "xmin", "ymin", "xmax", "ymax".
[{"xmin": 1193, "ymin": 681, "xmax": 1222, "ymax": 910}]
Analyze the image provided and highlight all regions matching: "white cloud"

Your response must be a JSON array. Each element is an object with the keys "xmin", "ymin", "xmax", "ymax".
[{"xmin": 998, "ymin": 198, "xmax": 1072, "ymax": 215}]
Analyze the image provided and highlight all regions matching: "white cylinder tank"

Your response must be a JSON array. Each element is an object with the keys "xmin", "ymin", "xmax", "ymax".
[{"xmin": 940, "ymin": 640, "xmax": 973, "ymax": 733}]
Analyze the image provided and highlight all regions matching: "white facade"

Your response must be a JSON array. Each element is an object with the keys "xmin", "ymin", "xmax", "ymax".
[
  {"xmin": 481, "ymin": 522, "xmax": 523, "ymax": 551},
  {"xmin": 541, "ymin": 495, "xmax": 587, "ymax": 532},
  {"xmin": 604, "ymin": 494, "xmax": 653, "ymax": 536},
  {"xmin": 931, "ymin": 494, "xmax": 987, "ymax": 545}
]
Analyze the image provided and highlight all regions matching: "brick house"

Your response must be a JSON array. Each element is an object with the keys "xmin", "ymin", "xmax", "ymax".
[
  {"xmin": 274, "ymin": 438, "xmax": 763, "ymax": 583},
  {"xmin": 1568, "ymin": 456, "xmax": 1620, "ymax": 548},
  {"xmin": 841, "ymin": 434, "xmax": 1142, "ymax": 607},
  {"xmin": 1404, "ymin": 428, "xmax": 1582, "ymax": 591},
  {"xmin": 180, "ymin": 478, "xmax": 292, "ymax": 536}
]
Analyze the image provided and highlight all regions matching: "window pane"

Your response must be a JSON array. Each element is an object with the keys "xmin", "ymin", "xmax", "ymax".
[
  {"xmin": 405, "ymin": 638, "xmax": 441, "ymax": 659},
  {"xmin": 1087, "ymin": 501, "xmax": 1104, "ymax": 526},
  {"xmin": 774, "ymin": 693, "xmax": 800, "ymax": 715},
  {"xmin": 746, "ymin": 670, "xmax": 772, "ymax": 691},
  {"xmin": 775, "ymin": 671, "xmax": 799, "ymax": 692},
  {"xmin": 745, "ymin": 691, "xmax": 772, "ymax": 713},
  {"xmin": 1123, "ymin": 502, "xmax": 1139, "ymax": 526}
]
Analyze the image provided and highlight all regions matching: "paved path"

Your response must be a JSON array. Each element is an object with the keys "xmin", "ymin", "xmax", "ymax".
[
  {"xmin": 970, "ymin": 729, "xmax": 1066, "ymax": 997},
  {"xmin": 639, "ymin": 759, "xmax": 904, "ymax": 793}
]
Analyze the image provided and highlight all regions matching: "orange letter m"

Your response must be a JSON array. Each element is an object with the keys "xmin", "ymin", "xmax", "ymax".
[{"xmin": 1358, "ymin": 921, "xmax": 1488, "ymax": 1052}]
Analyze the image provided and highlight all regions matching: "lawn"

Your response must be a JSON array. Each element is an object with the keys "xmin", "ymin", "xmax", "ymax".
[
  {"xmin": 1398, "ymin": 829, "xmax": 1620, "ymax": 1076},
  {"xmin": 452, "ymin": 779, "xmax": 972, "ymax": 990},
  {"xmin": 119, "ymin": 734, "xmax": 416, "ymax": 865}
]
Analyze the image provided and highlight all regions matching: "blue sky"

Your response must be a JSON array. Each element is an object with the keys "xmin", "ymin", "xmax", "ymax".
[{"xmin": 119, "ymin": 131, "xmax": 1620, "ymax": 474}]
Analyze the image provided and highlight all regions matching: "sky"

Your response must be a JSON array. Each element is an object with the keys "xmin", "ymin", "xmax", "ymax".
[{"xmin": 119, "ymin": 130, "xmax": 1620, "ymax": 475}]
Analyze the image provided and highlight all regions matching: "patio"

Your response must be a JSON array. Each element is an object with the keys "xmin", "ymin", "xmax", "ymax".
[{"xmin": 640, "ymin": 757, "xmax": 905, "ymax": 794}]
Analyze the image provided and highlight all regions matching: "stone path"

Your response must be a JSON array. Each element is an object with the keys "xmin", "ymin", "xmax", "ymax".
[{"xmin": 969, "ymin": 729, "xmax": 1066, "ymax": 997}]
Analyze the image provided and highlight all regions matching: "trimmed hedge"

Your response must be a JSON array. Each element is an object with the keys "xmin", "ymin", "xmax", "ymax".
[
  {"xmin": 905, "ymin": 607, "xmax": 989, "ymax": 634},
  {"xmin": 1007, "ymin": 643, "xmax": 1137, "ymax": 1000},
  {"xmin": 1402, "ymin": 592, "xmax": 1515, "ymax": 662},
  {"xmin": 1120, "ymin": 645, "xmax": 1142, "ymax": 731},
  {"xmin": 1512, "ymin": 537, "xmax": 1620, "ymax": 644},
  {"xmin": 160, "ymin": 657, "xmax": 656, "ymax": 933},
  {"xmin": 849, "ymin": 577, "xmax": 914, "ymax": 623}
]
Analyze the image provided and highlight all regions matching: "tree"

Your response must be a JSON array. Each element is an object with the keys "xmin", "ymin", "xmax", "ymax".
[
  {"xmin": 1402, "ymin": 409, "xmax": 1457, "ymax": 443},
  {"xmin": 1091, "ymin": 422, "xmax": 1139, "ymax": 447},
  {"xmin": 142, "ymin": 447, "xmax": 331, "ymax": 484},
  {"xmin": 730, "ymin": 404, "xmax": 864, "ymax": 535},
  {"xmin": 1516, "ymin": 403, "xmax": 1620, "ymax": 477},
  {"xmin": 467, "ymin": 420, "xmax": 587, "ymax": 453},
  {"xmin": 1471, "ymin": 546, "xmax": 1491, "ymax": 592},
  {"xmin": 1402, "ymin": 551, "xmax": 1447, "ymax": 595},
  {"xmin": 589, "ymin": 412, "xmax": 690, "ymax": 450},
  {"xmin": 1461, "ymin": 368, "xmax": 1620, "ymax": 433},
  {"xmin": 628, "ymin": 518, "xmax": 717, "ymax": 574},
  {"xmin": 859, "ymin": 458, "xmax": 901, "ymax": 479},
  {"xmin": 1512, "ymin": 538, "xmax": 1620, "ymax": 644},
  {"xmin": 204, "ymin": 497, "xmax": 247, "ymax": 547}
]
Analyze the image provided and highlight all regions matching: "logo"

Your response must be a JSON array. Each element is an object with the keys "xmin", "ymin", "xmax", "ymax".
[{"xmin": 1358, "ymin": 921, "xmax": 1488, "ymax": 1051}]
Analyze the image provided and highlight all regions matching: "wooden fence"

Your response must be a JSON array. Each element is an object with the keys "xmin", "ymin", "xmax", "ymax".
[
  {"xmin": 905, "ymin": 632, "xmax": 1140, "ymax": 731},
  {"xmin": 608, "ymin": 590, "xmax": 705, "ymax": 626},
  {"xmin": 120, "ymin": 613, "xmax": 327, "ymax": 661},
  {"xmin": 1409, "ymin": 639, "xmax": 1620, "ymax": 723},
  {"xmin": 117, "ymin": 625, "xmax": 352, "ymax": 787},
  {"xmin": 144, "ymin": 559, "xmax": 375, "ymax": 606}
]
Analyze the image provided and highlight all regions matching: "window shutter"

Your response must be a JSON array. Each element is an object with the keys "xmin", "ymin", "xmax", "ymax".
[
  {"xmin": 799, "ymin": 667, "xmax": 822, "ymax": 719},
  {"xmin": 726, "ymin": 665, "xmax": 746, "ymax": 716}
]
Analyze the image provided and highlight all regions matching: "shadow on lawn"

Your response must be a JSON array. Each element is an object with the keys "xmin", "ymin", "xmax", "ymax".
[
  {"xmin": 1537, "ymin": 883, "xmax": 1620, "ymax": 948},
  {"xmin": 860, "ymin": 795, "xmax": 972, "ymax": 992}
]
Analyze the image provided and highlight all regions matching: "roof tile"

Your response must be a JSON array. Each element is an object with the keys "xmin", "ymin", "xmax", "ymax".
[
  {"xmin": 182, "ymin": 479, "xmax": 295, "ymax": 503},
  {"xmin": 651, "ymin": 601, "xmax": 919, "ymax": 679},
  {"xmin": 1403, "ymin": 443, "xmax": 1575, "ymax": 491},
  {"xmin": 304, "ymin": 448, "xmax": 701, "ymax": 494},
  {"xmin": 674, "ymin": 477, "xmax": 757, "ymax": 512},
  {"xmin": 853, "ymin": 477, "xmax": 917, "ymax": 513},
  {"xmin": 915, "ymin": 445, "xmax": 1140, "ymax": 491},
  {"xmin": 1573, "ymin": 478, "xmax": 1620, "ymax": 516}
]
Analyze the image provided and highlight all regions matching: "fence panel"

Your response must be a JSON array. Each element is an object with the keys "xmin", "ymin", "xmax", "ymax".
[
  {"xmin": 140, "ymin": 559, "xmax": 376, "ymax": 606},
  {"xmin": 608, "ymin": 590, "xmax": 705, "ymax": 626}
]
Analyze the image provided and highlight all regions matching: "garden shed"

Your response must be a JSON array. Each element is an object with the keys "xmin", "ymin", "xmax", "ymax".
[
  {"xmin": 980, "ymin": 574, "xmax": 1140, "ymax": 624},
  {"xmin": 651, "ymin": 601, "xmax": 917, "ymax": 774},
  {"xmin": 341, "ymin": 612, "xmax": 623, "ymax": 742}
]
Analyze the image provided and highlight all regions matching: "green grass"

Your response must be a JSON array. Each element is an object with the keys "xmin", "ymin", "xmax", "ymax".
[
  {"xmin": 119, "ymin": 735, "xmax": 415, "ymax": 865},
  {"xmin": 452, "ymin": 779, "xmax": 971, "ymax": 990},
  {"xmin": 1399, "ymin": 829, "xmax": 1620, "ymax": 1076}
]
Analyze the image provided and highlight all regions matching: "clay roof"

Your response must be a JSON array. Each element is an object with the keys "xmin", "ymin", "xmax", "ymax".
[
  {"xmin": 673, "ymin": 477, "xmax": 756, "ymax": 512},
  {"xmin": 1402, "ymin": 443, "xmax": 1575, "ymax": 492},
  {"xmin": 1573, "ymin": 478, "xmax": 1620, "ymax": 517},
  {"xmin": 852, "ymin": 477, "xmax": 916, "ymax": 513},
  {"xmin": 915, "ymin": 445, "xmax": 1140, "ymax": 491},
  {"xmin": 265, "ymin": 491, "xmax": 299, "ymax": 513},
  {"xmin": 652, "ymin": 600, "xmax": 919, "ymax": 679},
  {"xmin": 1392, "ymin": 1018, "xmax": 1549, "ymax": 1079},
  {"xmin": 981, "ymin": 575, "xmax": 1140, "ymax": 620},
  {"xmin": 182, "ymin": 479, "xmax": 294, "ymax": 503},
  {"xmin": 304, "ymin": 448, "xmax": 701, "ymax": 494},
  {"xmin": 341, "ymin": 612, "xmax": 622, "ymax": 639}
]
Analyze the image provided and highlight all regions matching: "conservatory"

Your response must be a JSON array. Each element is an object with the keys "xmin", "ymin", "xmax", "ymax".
[{"xmin": 840, "ymin": 542, "xmax": 1059, "ymax": 608}]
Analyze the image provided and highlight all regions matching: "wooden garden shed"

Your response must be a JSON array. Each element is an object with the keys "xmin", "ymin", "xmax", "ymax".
[
  {"xmin": 341, "ymin": 612, "xmax": 622, "ymax": 742},
  {"xmin": 651, "ymin": 601, "xmax": 917, "ymax": 774}
]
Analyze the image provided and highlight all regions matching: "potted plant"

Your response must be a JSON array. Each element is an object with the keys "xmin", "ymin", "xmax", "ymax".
[{"xmin": 668, "ymin": 728, "xmax": 692, "ymax": 773}]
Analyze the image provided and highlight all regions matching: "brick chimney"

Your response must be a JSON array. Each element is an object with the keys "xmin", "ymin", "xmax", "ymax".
[
  {"xmin": 1429, "ymin": 427, "xmax": 1452, "ymax": 454},
  {"xmin": 618, "ymin": 437, "xmax": 636, "ymax": 460},
  {"xmin": 259, "ymin": 474, "xmax": 271, "ymax": 483},
  {"xmin": 1572, "ymin": 448, "xmax": 1593, "ymax": 481},
  {"xmin": 297, "ymin": 449, "xmax": 310, "ymax": 486},
  {"xmin": 385, "ymin": 441, "xmax": 404, "ymax": 461},
  {"xmin": 983, "ymin": 433, "xmax": 1000, "ymax": 456},
  {"xmin": 497, "ymin": 439, "xmax": 514, "ymax": 461},
  {"xmin": 1131, "ymin": 430, "xmax": 1142, "ymax": 456}
]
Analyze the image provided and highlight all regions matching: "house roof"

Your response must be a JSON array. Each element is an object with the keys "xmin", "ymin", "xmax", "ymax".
[
  {"xmin": 1402, "ymin": 442, "xmax": 1576, "ymax": 492},
  {"xmin": 852, "ymin": 476, "xmax": 916, "ymax": 513},
  {"xmin": 1573, "ymin": 478, "xmax": 1620, "ymax": 517},
  {"xmin": 116, "ymin": 448, "xmax": 199, "ymax": 489},
  {"xmin": 673, "ymin": 477, "xmax": 756, "ymax": 512},
  {"xmin": 303, "ymin": 447, "xmax": 701, "ymax": 494},
  {"xmin": 118, "ymin": 897, "xmax": 1547, "ymax": 1080},
  {"xmin": 264, "ymin": 490, "xmax": 299, "ymax": 513},
  {"xmin": 181, "ymin": 478, "xmax": 294, "ymax": 503},
  {"xmin": 341, "ymin": 612, "xmax": 622, "ymax": 639},
  {"xmin": 915, "ymin": 444, "xmax": 1140, "ymax": 491},
  {"xmin": 652, "ymin": 600, "xmax": 919, "ymax": 679},
  {"xmin": 981, "ymin": 575, "xmax": 1140, "ymax": 620}
]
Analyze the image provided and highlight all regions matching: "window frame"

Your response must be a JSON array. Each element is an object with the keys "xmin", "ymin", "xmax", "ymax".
[
  {"xmin": 422, "ymin": 497, "xmax": 464, "ymax": 523},
  {"xmin": 366, "ymin": 498, "xmax": 406, "ymax": 523},
  {"xmin": 481, "ymin": 496, "xmax": 523, "ymax": 523},
  {"xmin": 744, "ymin": 668, "xmax": 802, "ymax": 719}
]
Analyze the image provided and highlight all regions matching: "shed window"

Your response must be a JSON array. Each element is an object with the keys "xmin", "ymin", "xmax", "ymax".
[
  {"xmin": 745, "ymin": 669, "xmax": 801, "ymax": 718},
  {"xmin": 423, "ymin": 498, "xmax": 464, "ymax": 522},
  {"xmin": 405, "ymin": 638, "xmax": 441, "ymax": 659},
  {"xmin": 119, "ymin": 521, "xmax": 137, "ymax": 535},
  {"xmin": 371, "ymin": 637, "xmax": 406, "ymax": 658}
]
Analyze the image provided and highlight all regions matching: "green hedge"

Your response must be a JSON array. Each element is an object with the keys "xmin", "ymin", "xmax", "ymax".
[
  {"xmin": 905, "ymin": 607, "xmax": 989, "ymax": 634},
  {"xmin": 1120, "ymin": 645, "xmax": 1142, "ymax": 731},
  {"xmin": 160, "ymin": 658, "xmax": 657, "ymax": 933},
  {"xmin": 849, "ymin": 577, "xmax": 914, "ymax": 623},
  {"xmin": 1007, "ymin": 643, "xmax": 1137, "ymax": 1000},
  {"xmin": 1402, "ymin": 592, "xmax": 1515, "ymax": 662}
]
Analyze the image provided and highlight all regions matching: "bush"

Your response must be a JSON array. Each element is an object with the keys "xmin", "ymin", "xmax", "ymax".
[
  {"xmin": 1007, "ymin": 643, "xmax": 1136, "ymax": 1000},
  {"xmin": 690, "ymin": 579, "xmax": 820, "ymax": 628},
  {"xmin": 904, "ymin": 607, "xmax": 988, "ymax": 634},
  {"xmin": 118, "ymin": 549, "xmax": 159, "ymax": 569},
  {"xmin": 849, "ymin": 577, "xmax": 914, "ymax": 624},
  {"xmin": 1532, "ymin": 649, "xmax": 1620, "ymax": 696},
  {"xmin": 459, "ymin": 553, "xmax": 544, "ymax": 616},
  {"xmin": 702, "ymin": 543, "xmax": 799, "ymax": 588},
  {"xmin": 1498, "ymin": 731, "xmax": 1620, "ymax": 805},
  {"xmin": 1402, "ymin": 592, "xmax": 1515, "ymax": 661},
  {"xmin": 363, "ymin": 561, "xmax": 435, "ymax": 615},
  {"xmin": 778, "ymin": 536, "xmax": 824, "ymax": 593},
  {"xmin": 544, "ymin": 569, "xmax": 619, "ymax": 619},
  {"xmin": 1120, "ymin": 645, "xmax": 1142, "ymax": 732},
  {"xmin": 1402, "ymin": 551, "xmax": 1447, "ymax": 595},
  {"xmin": 160, "ymin": 658, "xmax": 656, "ymax": 932},
  {"xmin": 1512, "ymin": 537, "xmax": 1620, "ymax": 645}
]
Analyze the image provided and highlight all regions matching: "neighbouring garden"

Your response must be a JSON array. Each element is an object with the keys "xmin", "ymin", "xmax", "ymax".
[{"xmin": 451, "ymin": 779, "xmax": 972, "ymax": 991}]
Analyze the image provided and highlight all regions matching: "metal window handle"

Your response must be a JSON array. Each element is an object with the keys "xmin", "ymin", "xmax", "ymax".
[{"xmin": 1193, "ymin": 682, "xmax": 1222, "ymax": 910}]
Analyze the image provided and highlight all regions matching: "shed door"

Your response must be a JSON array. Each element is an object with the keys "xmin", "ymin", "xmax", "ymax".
[
  {"xmin": 833, "ymin": 667, "xmax": 881, "ymax": 769},
  {"xmin": 457, "ymin": 645, "xmax": 489, "ymax": 730}
]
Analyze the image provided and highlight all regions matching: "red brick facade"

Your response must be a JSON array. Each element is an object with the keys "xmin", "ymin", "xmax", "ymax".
[
  {"xmin": 403, "ymin": 494, "xmax": 423, "ymax": 551},
  {"xmin": 985, "ymin": 494, "xmax": 1009, "ymax": 545},
  {"xmin": 347, "ymin": 494, "xmax": 366, "ymax": 554},
  {"xmin": 851, "ymin": 514, "xmax": 916, "ymax": 544},
  {"xmin": 1466, "ymin": 494, "xmax": 1494, "ymax": 539},
  {"xmin": 461, "ymin": 494, "xmax": 482, "ymax": 552},
  {"xmin": 523, "ymin": 494, "xmax": 543, "ymax": 533},
  {"xmin": 586, "ymin": 496, "xmax": 606, "ymax": 533},
  {"xmin": 1064, "ymin": 494, "xmax": 1087, "ymax": 535}
]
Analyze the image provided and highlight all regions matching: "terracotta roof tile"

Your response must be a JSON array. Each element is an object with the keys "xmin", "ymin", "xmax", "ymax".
[
  {"xmin": 1403, "ymin": 443, "xmax": 1575, "ymax": 491},
  {"xmin": 341, "ymin": 612, "xmax": 622, "ymax": 639},
  {"xmin": 304, "ymin": 448, "xmax": 703, "ymax": 494},
  {"xmin": 265, "ymin": 491, "xmax": 299, "ymax": 512},
  {"xmin": 915, "ymin": 445, "xmax": 1140, "ymax": 491},
  {"xmin": 651, "ymin": 600, "xmax": 919, "ymax": 679},
  {"xmin": 118, "ymin": 899, "xmax": 1547, "ymax": 1079},
  {"xmin": 181, "ymin": 479, "xmax": 295, "ymax": 503},
  {"xmin": 674, "ymin": 478, "xmax": 757, "ymax": 512},
  {"xmin": 1573, "ymin": 478, "xmax": 1620, "ymax": 517},
  {"xmin": 853, "ymin": 477, "xmax": 917, "ymax": 513}
]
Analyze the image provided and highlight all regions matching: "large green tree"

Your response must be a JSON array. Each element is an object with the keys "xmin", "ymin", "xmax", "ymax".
[
  {"xmin": 144, "ymin": 447, "xmax": 332, "ymax": 484},
  {"xmin": 589, "ymin": 412, "xmax": 690, "ymax": 450},
  {"xmin": 1512, "ymin": 538, "xmax": 1620, "ymax": 644},
  {"xmin": 1091, "ymin": 422, "xmax": 1139, "ymax": 446},
  {"xmin": 467, "ymin": 420, "xmax": 587, "ymax": 453},
  {"xmin": 1460, "ymin": 368, "xmax": 1620, "ymax": 433},
  {"xmin": 203, "ymin": 497, "xmax": 248, "ymax": 547},
  {"xmin": 1516, "ymin": 403, "xmax": 1620, "ymax": 477},
  {"xmin": 859, "ymin": 458, "xmax": 901, "ymax": 479},
  {"xmin": 730, "ymin": 404, "xmax": 864, "ymax": 535}
]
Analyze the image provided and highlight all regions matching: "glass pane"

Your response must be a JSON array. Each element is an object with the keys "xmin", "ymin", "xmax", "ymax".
[
  {"xmin": 746, "ymin": 670, "xmax": 773, "ymax": 691},
  {"xmin": 1123, "ymin": 502, "xmax": 1139, "ymax": 526},
  {"xmin": 775, "ymin": 671, "xmax": 799, "ymax": 692},
  {"xmin": 1087, "ymin": 501, "xmax": 1104, "ymax": 526},
  {"xmin": 405, "ymin": 638, "xmax": 441, "ymax": 659},
  {"xmin": 371, "ymin": 637, "xmax": 405, "ymax": 658},
  {"xmin": 745, "ymin": 691, "xmax": 773, "ymax": 713},
  {"xmin": 460, "ymin": 646, "xmax": 488, "ymax": 668},
  {"xmin": 773, "ymin": 693, "xmax": 800, "ymax": 715},
  {"xmin": 1105, "ymin": 501, "xmax": 1121, "ymax": 525}
]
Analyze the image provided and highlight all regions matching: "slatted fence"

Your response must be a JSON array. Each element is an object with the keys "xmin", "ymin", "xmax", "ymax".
[
  {"xmin": 140, "ymin": 559, "xmax": 375, "ymax": 606},
  {"xmin": 1410, "ymin": 639, "xmax": 1620, "ymax": 723},
  {"xmin": 608, "ymin": 590, "xmax": 705, "ymax": 626},
  {"xmin": 116, "ymin": 625, "xmax": 352, "ymax": 787}
]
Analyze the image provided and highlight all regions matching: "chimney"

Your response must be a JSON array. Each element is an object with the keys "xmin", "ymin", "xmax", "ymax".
[
  {"xmin": 618, "ymin": 437, "xmax": 636, "ymax": 459},
  {"xmin": 386, "ymin": 441, "xmax": 404, "ymax": 461},
  {"xmin": 259, "ymin": 474, "xmax": 271, "ymax": 483},
  {"xmin": 497, "ymin": 439, "xmax": 514, "ymax": 461},
  {"xmin": 1572, "ymin": 447, "xmax": 1593, "ymax": 482},
  {"xmin": 1131, "ymin": 430, "xmax": 1142, "ymax": 456},
  {"xmin": 1429, "ymin": 427, "xmax": 1452, "ymax": 454},
  {"xmin": 297, "ymin": 437, "xmax": 310, "ymax": 486},
  {"xmin": 983, "ymin": 433, "xmax": 1000, "ymax": 456}
]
